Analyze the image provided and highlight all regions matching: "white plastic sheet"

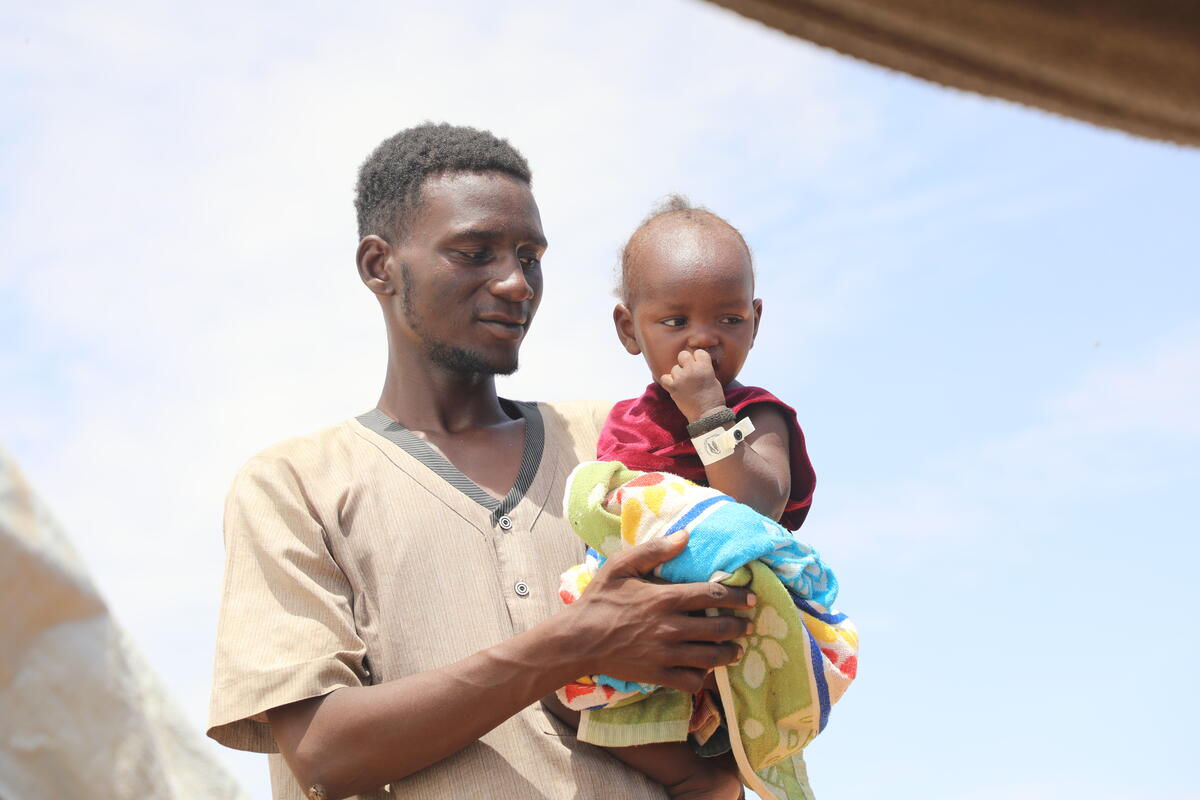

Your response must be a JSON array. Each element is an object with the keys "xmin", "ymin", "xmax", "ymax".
[{"xmin": 0, "ymin": 448, "xmax": 247, "ymax": 799}]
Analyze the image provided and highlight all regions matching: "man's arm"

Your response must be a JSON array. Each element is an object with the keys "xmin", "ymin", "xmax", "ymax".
[{"xmin": 267, "ymin": 531, "xmax": 754, "ymax": 800}]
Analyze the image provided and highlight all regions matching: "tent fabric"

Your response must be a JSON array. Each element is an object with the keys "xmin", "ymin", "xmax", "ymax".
[
  {"xmin": 0, "ymin": 448, "xmax": 247, "ymax": 800},
  {"xmin": 703, "ymin": 0, "xmax": 1200, "ymax": 147}
]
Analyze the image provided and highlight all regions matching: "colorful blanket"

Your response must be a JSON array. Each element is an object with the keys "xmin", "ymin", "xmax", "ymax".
[{"xmin": 556, "ymin": 462, "xmax": 858, "ymax": 800}]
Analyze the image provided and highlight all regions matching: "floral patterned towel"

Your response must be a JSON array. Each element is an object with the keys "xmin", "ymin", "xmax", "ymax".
[{"xmin": 555, "ymin": 461, "xmax": 858, "ymax": 800}]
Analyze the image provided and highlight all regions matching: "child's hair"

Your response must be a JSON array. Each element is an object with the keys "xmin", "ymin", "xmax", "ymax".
[{"xmin": 616, "ymin": 194, "xmax": 754, "ymax": 305}]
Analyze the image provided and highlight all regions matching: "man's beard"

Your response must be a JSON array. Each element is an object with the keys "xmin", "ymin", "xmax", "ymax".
[
  {"xmin": 425, "ymin": 340, "xmax": 518, "ymax": 376},
  {"xmin": 400, "ymin": 262, "xmax": 519, "ymax": 376}
]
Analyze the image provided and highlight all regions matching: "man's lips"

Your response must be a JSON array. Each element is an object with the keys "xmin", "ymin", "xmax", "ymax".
[{"xmin": 477, "ymin": 315, "xmax": 528, "ymax": 339}]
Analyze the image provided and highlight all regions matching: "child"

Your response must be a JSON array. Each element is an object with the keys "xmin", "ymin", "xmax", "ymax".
[
  {"xmin": 573, "ymin": 196, "xmax": 820, "ymax": 799},
  {"xmin": 602, "ymin": 194, "xmax": 815, "ymax": 530}
]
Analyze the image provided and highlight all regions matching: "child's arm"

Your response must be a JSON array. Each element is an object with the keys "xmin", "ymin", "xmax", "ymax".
[
  {"xmin": 660, "ymin": 349, "xmax": 792, "ymax": 520},
  {"xmin": 542, "ymin": 695, "xmax": 744, "ymax": 800}
]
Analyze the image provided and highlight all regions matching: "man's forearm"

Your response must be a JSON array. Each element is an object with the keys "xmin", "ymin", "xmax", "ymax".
[
  {"xmin": 269, "ymin": 616, "xmax": 582, "ymax": 800},
  {"xmin": 269, "ymin": 532, "xmax": 754, "ymax": 800}
]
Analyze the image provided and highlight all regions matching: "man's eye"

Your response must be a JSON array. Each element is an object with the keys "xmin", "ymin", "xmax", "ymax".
[
  {"xmin": 520, "ymin": 254, "xmax": 541, "ymax": 269},
  {"xmin": 661, "ymin": 318, "xmax": 686, "ymax": 328},
  {"xmin": 457, "ymin": 250, "xmax": 491, "ymax": 262}
]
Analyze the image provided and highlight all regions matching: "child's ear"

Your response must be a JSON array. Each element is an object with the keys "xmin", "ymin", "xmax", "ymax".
[
  {"xmin": 751, "ymin": 298, "xmax": 763, "ymax": 343},
  {"xmin": 613, "ymin": 303, "xmax": 642, "ymax": 355}
]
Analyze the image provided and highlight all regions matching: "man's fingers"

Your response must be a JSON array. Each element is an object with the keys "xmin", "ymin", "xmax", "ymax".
[
  {"xmin": 607, "ymin": 531, "xmax": 689, "ymax": 576},
  {"xmin": 671, "ymin": 580, "xmax": 757, "ymax": 613},
  {"xmin": 671, "ymin": 611, "xmax": 754, "ymax": 642},
  {"xmin": 659, "ymin": 372, "xmax": 675, "ymax": 391},
  {"xmin": 658, "ymin": 666, "xmax": 714, "ymax": 694},
  {"xmin": 669, "ymin": 641, "xmax": 744, "ymax": 671}
]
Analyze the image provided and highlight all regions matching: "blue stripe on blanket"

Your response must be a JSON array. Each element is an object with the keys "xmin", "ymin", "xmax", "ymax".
[
  {"xmin": 793, "ymin": 597, "xmax": 847, "ymax": 625},
  {"xmin": 665, "ymin": 494, "xmax": 732, "ymax": 536},
  {"xmin": 807, "ymin": 625, "xmax": 831, "ymax": 732}
]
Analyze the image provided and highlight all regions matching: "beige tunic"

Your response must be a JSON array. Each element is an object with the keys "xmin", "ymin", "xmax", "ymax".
[{"xmin": 207, "ymin": 401, "xmax": 666, "ymax": 800}]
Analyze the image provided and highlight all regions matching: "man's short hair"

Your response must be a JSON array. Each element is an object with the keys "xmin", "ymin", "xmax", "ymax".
[{"xmin": 355, "ymin": 122, "xmax": 532, "ymax": 241}]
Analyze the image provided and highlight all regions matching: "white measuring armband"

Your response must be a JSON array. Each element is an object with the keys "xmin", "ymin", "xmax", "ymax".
[{"xmin": 691, "ymin": 417, "xmax": 756, "ymax": 466}]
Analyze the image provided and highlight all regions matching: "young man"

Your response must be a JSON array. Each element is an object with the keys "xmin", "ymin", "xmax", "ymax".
[{"xmin": 207, "ymin": 124, "xmax": 755, "ymax": 800}]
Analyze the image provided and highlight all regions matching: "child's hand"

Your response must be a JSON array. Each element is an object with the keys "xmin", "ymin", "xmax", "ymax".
[{"xmin": 661, "ymin": 349, "xmax": 727, "ymax": 423}]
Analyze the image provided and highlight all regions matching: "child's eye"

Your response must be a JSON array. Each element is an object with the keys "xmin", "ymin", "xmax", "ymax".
[
  {"xmin": 661, "ymin": 317, "xmax": 686, "ymax": 328},
  {"xmin": 720, "ymin": 315, "xmax": 744, "ymax": 325}
]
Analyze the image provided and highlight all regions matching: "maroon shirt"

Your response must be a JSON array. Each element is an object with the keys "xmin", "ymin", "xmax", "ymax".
[{"xmin": 596, "ymin": 383, "xmax": 816, "ymax": 530}]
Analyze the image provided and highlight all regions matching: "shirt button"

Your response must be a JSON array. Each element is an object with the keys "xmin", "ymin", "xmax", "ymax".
[
  {"xmin": 498, "ymin": 515, "xmax": 514, "ymax": 531},
  {"xmin": 514, "ymin": 581, "xmax": 530, "ymax": 597}
]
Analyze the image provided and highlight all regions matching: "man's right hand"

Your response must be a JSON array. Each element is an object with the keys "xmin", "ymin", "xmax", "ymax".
[{"xmin": 562, "ymin": 530, "xmax": 756, "ymax": 693}]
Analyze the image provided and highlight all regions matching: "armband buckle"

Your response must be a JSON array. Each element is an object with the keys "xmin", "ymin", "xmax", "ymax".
[{"xmin": 691, "ymin": 417, "xmax": 756, "ymax": 465}]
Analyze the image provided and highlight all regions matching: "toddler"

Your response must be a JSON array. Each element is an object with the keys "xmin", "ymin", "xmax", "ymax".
[{"xmin": 585, "ymin": 196, "xmax": 820, "ymax": 799}]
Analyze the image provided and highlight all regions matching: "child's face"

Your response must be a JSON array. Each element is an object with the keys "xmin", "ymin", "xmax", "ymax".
[{"xmin": 614, "ymin": 220, "xmax": 761, "ymax": 388}]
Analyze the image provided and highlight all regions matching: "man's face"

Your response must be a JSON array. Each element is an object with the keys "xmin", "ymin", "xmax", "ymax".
[
  {"xmin": 389, "ymin": 171, "xmax": 546, "ymax": 376},
  {"xmin": 616, "ymin": 220, "xmax": 761, "ymax": 388}
]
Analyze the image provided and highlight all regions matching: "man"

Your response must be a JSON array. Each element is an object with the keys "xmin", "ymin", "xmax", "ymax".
[{"xmin": 207, "ymin": 124, "xmax": 754, "ymax": 800}]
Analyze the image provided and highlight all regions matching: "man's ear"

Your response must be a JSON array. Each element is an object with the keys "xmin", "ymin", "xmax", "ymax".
[
  {"xmin": 613, "ymin": 303, "xmax": 642, "ymax": 355},
  {"xmin": 357, "ymin": 235, "xmax": 395, "ymax": 296},
  {"xmin": 751, "ymin": 298, "xmax": 763, "ymax": 343}
]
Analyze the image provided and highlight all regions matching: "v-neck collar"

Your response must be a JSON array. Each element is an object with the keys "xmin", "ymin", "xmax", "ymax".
[{"xmin": 356, "ymin": 401, "xmax": 544, "ymax": 525}]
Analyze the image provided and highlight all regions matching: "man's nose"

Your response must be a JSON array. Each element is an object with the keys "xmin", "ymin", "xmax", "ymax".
[{"xmin": 490, "ymin": 255, "xmax": 535, "ymax": 303}]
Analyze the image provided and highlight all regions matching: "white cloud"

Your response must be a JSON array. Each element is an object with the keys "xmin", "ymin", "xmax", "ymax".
[
  {"xmin": 1049, "ymin": 328, "xmax": 1200, "ymax": 438},
  {"xmin": 814, "ymin": 326, "xmax": 1200, "ymax": 560}
]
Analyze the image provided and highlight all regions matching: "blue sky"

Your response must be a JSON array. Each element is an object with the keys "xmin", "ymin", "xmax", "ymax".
[{"xmin": 3, "ymin": 1, "xmax": 1199, "ymax": 798}]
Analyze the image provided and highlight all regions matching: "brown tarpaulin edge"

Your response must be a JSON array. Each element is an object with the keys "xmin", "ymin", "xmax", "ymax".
[{"xmin": 704, "ymin": 0, "xmax": 1200, "ymax": 147}]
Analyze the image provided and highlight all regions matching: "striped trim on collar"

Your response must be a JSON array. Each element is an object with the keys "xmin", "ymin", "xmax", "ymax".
[{"xmin": 356, "ymin": 402, "xmax": 543, "ymax": 525}]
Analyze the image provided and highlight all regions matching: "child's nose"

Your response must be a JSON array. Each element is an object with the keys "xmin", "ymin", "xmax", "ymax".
[{"xmin": 686, "ymin": 326, "xmax": 719, "ymax": 349}]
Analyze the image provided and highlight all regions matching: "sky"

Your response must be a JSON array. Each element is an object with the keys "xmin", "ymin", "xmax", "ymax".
[{"xmin": 3, "ymin": 1, "xmax": 1199, "ymax": 798}]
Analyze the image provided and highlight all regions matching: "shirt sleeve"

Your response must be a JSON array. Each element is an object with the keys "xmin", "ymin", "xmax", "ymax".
[
  {"xmin": 207, "ymin": 454, "xmax": 368, "ymax": 753},
  {"xmin": 542, "ymin": 399, "xmax": 615, "ymax": 464},
  {"xmin": 589, "ymin": 399, "xmax": 615, "ymax": 436}
]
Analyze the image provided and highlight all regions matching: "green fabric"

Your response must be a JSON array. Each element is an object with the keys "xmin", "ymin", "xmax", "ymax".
[
  {"xmin": 565, "ymin": 461, "xmax": 820, "ymax": 799},
  {"xmin": 577, "ymin": 690, "xmax": 692, "ymax": 746},
  {"xmin": 564, "ymin": 461, "xmax": 642, "ymax": 555},
  {"xmin": 719, "ymin": 561, "xmax": 820, "ymax": 766}
]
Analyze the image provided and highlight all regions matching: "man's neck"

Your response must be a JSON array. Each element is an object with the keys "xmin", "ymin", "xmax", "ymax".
[{"xmin": 376, "ymin": 353, "xmax": 514, "ymax": 435}]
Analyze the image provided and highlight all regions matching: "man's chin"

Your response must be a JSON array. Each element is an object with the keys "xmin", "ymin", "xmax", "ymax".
[{"xmin": 426, "ymin": 342, "xmax": 518, "ymax": 376}]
